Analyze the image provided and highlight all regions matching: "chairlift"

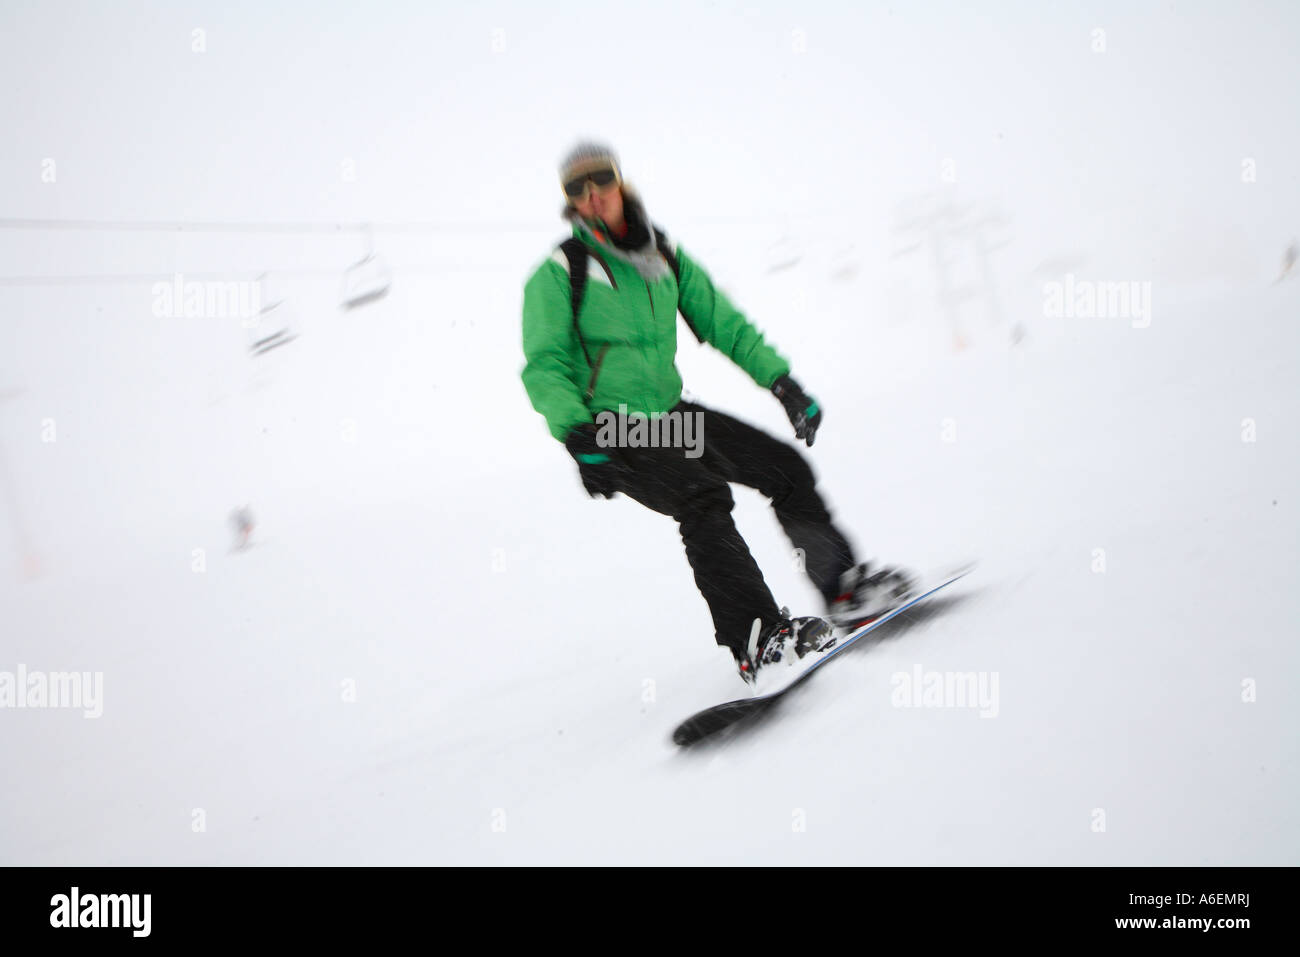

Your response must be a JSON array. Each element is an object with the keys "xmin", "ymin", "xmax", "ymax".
[
  {"xmin": 829, "ymin": 245, "xmax": 859, "ymax": 282},
  {"xmin": 341, "ymin": 224, "xmax": 391, "ymax": 309},
  {"xmin": 247, "ymin": 273, "xmax": 299, "ymax": 357},
  {"xmin": 764, "ymin": 234, "xmax": 802, "ymax": 275},
  {"xmin": 0, "ymin": 388, "xmax": 43, "ymax": 579}
]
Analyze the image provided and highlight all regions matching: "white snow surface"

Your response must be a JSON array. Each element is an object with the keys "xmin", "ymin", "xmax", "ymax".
[{"xmin": 2, "ymin": 270, "xmax": 1295, "ymax": 865}]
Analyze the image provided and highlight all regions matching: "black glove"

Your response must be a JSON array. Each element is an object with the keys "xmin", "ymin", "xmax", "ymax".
[
  {"xmin": 771, "ymin": 374, "xmax": 822, "ymax": 446},
  {"xmin": 564, "ymin": 423, "xmax": 628, "ymax": 499}
]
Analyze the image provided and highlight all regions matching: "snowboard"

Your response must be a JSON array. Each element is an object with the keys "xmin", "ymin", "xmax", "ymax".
[{"xmin": 670, "ymin": 563, "xmax": 976, "ymax": 747}]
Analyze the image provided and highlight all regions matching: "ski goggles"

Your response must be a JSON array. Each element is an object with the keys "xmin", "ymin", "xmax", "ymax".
[{"xmin": 562, "ymin": 163, "xmax": 621, "ymax": 201}]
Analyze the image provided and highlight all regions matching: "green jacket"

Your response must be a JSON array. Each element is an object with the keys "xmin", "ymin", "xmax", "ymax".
[{"xmin": 520, "ymin": 219, "xmax": 792, "ymax": 442}]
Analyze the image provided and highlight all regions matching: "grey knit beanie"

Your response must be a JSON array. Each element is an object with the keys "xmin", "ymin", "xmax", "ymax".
[{"xmin": 558, "ymin": 140, "xmax": 621, "ymax": 184}]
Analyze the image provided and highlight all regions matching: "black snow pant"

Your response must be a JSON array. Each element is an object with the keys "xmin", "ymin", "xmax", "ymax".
[{"xmin": 608, "ymin": 399, "xmax": 856, "ymax": 661}]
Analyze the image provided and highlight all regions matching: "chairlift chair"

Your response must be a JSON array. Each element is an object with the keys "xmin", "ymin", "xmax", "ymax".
[
  {"xmin": 764, "ymin": 234, "xmax": 802, "ymax": 275},
  {"xmin": 247, "ymin": 273, "xmax": 299, "ymax": 357},
  {"xmin": 341, "ymin": 225, "xmax": 391, "ymax": 309}
]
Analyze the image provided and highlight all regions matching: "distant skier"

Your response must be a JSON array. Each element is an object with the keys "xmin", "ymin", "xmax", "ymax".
[
  {"xmin": 521, "ymin": 141, "xmax": 917, "ymax": 687},
  {"xmin": 1279, "ymin": 240, "xmax": 1297, "ymax": 283},
  {"xmin": 229, "ymin": 505, "xmax": 255, "ymax": 551}
]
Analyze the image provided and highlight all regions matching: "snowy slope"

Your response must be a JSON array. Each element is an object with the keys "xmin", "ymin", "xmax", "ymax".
[{"xmin": 2, "ymin": 257, "xmax": 1296, "ymax": 865}]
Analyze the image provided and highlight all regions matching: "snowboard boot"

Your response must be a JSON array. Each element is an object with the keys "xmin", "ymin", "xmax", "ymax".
[
  {"xmin": 735, "ymin": 608, "xmax": 836, "ymax": 688},
  {"xmin": 827, "ymin": 561, "xmax": 920, "ymax": 630}
]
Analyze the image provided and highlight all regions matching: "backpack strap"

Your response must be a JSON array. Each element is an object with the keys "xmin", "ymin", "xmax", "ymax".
[
  {"xmin": 557, "ymin": 238, "xmax": 612, "ymax": 401},
  {"xmin": 558, "ymin": 238, "xmax": 593, "ymax": 367}
]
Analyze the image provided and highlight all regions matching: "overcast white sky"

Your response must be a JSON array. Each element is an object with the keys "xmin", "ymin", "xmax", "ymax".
[{"xmin": 2, "ymin": 0, "xmax": 1297, "ymax": 287}]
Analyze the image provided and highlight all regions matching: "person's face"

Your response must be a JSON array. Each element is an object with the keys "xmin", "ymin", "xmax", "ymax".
[{"xmin": 565, "ymin": 163, "xmax": 623, "ymax": 224}]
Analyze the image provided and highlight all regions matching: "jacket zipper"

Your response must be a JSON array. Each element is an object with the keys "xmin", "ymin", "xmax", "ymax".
[
  {"xmin": 581, "ymin": 255, "xmax": 654, "ymax": 402},
  {"xmin": 578, "ymin": 249, "xmax": 617, "ymax": 400},
  {"xmin": 584, "ymin": 344, "xmax": 610, "ymax": 400}
]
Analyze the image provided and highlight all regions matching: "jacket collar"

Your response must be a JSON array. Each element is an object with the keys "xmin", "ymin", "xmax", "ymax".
[{"xmin": 563, "ymin": 188, "xmax": 673, "ymax": 282}]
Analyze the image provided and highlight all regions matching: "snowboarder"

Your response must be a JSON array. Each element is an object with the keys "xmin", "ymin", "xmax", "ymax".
[{"xmin": 521, "ymin": 141, "xmax": 917, "ymax": 687}]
